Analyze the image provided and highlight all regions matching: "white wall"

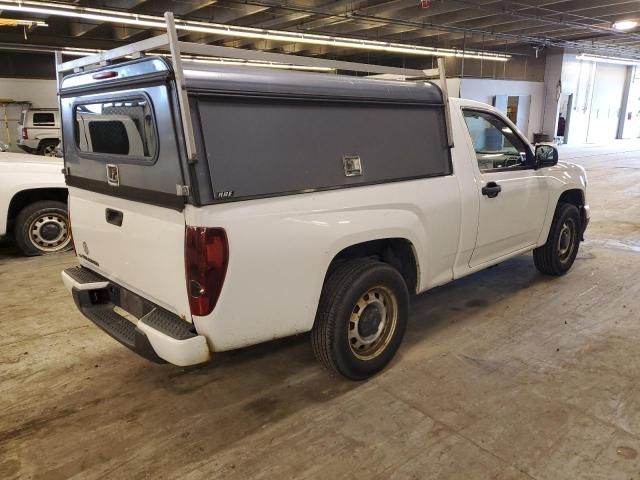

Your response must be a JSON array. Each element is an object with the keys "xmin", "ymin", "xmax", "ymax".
[
  {"xmin": 458, "ymin": 78, "xmax": 544, "ymax": 140},
  {"xmin": 0, "ymin": 78, "xmax": 57, "ymax": 151},
  {"xmin": 541, "ymin": 49, "xmax": 564, "ymax": 138}
]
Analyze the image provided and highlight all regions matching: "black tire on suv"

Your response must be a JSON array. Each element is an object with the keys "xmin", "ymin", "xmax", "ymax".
[
  {"xmin": 14, "ymin": 200, "xmax": 73, "ymax": 256},
  {"xmin": 37, "ymin": 139, "xmax": 60, "ymax": 157},
  {"xmin": 533, "ymin": 202, "xmax": 581, "ymax": 276},
  {"xmin": 311, "ymin": 259, "xmax": 409, "ymax": 380}
]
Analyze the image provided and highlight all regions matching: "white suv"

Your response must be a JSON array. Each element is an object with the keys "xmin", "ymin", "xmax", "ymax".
[{"xmin": 17, "ymin": 108, "xmax": 61, "ymax": 156}]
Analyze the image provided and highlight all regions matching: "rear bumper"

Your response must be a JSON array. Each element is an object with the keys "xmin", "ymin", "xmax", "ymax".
[
  {"xmin": 17, "ymin": 144, "xmax": 35, "ymax": 154},
  {"xmin": 61, "ymin": 266, "xmax": 210, "ymax": 366}
]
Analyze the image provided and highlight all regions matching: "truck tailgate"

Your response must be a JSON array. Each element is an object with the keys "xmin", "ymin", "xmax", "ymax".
[{"xmin": 69, "ymin": 186, "xmax": 190, "ymax": 321}]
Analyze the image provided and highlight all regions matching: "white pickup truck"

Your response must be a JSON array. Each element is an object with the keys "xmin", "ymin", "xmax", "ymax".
[
  {"xmin": 0, "ymin": 145, "xmax": 71, "ymax": 255},
  {"xmin": 59, "ymin": 29, "xmax": 589, "ymax": 380}
]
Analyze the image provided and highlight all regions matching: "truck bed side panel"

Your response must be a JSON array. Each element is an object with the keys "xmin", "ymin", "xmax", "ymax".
[{"xmin": 187, "ymin": 175, "xmax": 461, "ymax": 351}]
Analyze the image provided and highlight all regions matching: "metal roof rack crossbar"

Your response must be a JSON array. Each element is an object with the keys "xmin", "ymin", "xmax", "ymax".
[{"xmin": 55, "ymin": 12, "xmax": 453, "ymax": 163}]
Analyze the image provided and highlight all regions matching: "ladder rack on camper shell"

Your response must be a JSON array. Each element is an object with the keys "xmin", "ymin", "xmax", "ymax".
[{"xmin": 55, "ymin": 11, "xmax": 453, "ymax": 164}]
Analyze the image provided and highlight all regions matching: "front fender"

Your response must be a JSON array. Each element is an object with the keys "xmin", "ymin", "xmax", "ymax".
[{"xmin": 536, "ymin": 161, "xmax": 588, "ymax": 246}]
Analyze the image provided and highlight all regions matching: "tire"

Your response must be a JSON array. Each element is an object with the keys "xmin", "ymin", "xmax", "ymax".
[
  {"xmin": 533, "ymin": 202, "xmax": 581, "ymax": 276},
  {"xmin": 311, "ymin": 259, "xmax": 409, "ymax": 380},
  {"xmin": 14, "ymin": 201, "xmax": 73, "ymax": 256},
  {"xmin": 37, "ymin": 139, "xmax": 59, "ymax": 157}
]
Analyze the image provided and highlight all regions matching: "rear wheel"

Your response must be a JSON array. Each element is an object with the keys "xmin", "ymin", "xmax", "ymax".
[
  {"xmin": 311, "ymin": 260, "xmax": 409, "ymax": 380},
  {"xmin": 533, "ymin": 202, "xmax": 581, "ymax": 276},
  {"xmin": 37, "ymin": 139, "xmax": 59, "ymax": 157},
  {"xmin": 14, "ymin": 201, "xmax": 72, "ymax": 256}
]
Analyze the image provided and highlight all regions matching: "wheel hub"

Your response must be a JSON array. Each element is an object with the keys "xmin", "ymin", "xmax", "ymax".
[
  {"xmin": 40, "ymin": 222, "xmax": 62, "ymax": 241},
  {"xmin": 557, "ymin": 219, "xmax": 575, "ymax": 261},
  {"xmin": 29, "ymin": 213, "xmax": 70, "ymax": 252},
  {"xmin": 358, "ymin": 303, "xmax": 384, "ymax": 338}
]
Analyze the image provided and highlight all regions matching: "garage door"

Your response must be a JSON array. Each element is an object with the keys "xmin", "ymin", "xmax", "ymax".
[{"xmin": 586, "ymin": 63, "xmax": 626, "ymax": 143}]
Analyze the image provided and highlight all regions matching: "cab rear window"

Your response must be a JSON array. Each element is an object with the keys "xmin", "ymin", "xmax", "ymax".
[{"xmin": 74, "ymin": 98, "xmax": 157, "ymax": 159}]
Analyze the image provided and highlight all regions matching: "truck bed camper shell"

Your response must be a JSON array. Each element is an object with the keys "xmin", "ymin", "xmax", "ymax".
[{"xmin": 56, "ymin": 13, "xmax": 452, "ymax": 207}]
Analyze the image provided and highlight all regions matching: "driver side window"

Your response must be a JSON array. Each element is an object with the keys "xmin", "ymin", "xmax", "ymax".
[{"xmin": 462, "ymin": 109, "xmax": 532, "ymax": 171}]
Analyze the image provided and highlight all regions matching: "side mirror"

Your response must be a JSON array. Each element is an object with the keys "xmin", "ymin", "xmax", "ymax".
[{"xmin": 535, "ymin": 144, "xmax": 558, "ymax": 168}]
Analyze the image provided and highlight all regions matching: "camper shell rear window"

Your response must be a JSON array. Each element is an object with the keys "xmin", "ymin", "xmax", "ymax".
[{"xmin": 73, "ymin": 96, "xmax": 157, "ymax": 162}]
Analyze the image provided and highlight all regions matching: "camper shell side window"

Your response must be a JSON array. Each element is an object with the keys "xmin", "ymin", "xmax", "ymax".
[{"xmin": 73, "ymin": 94, "xmax": 158, "ymax": 164}]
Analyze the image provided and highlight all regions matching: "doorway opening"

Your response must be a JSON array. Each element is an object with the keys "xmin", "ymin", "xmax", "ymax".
[{"xmin": 556, "ymin": 94, "xmax": 573, "ymax": 144}]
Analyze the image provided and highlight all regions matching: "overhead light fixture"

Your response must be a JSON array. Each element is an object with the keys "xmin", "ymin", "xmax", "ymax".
[
  {"xmin": 183, "ymin": 59, "xmax": 334, "ymax": 71},
  {"xmin": 0, "ymin": 0, "xmax": 511, "ymax": 62},
  {"xmin": 613, "ymin": 20, "xmax": 638, "ymax": 31},
  {"xmin": 0, "ymin": 18, "xmax": 47, "ymax": 27},
  {"xmin": 576, "ymin": 53, "xmax": 640, "ymax": 66},
  {"xmin": 60, "ymin": 47, "xmax": 335, "ymax": 72}
]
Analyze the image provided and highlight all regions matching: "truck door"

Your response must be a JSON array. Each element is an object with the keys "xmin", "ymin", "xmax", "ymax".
[{"xmin": 461, "ymin": 108, "xmax": 550, "ymax": 268}]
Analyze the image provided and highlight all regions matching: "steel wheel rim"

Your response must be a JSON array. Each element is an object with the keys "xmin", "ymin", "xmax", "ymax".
[
  {"xmin": 29, "ymin": 212, "xmax": 71, "ymax": 252},
  {"xmin": 348, "ymin": 286, "xmax": 398, "ymax": 360},
  {"xmin": 557, "ymin": 218, "xmax": 576, "ymax": 262},
  {"xmin": 43, "ymin": 144, "xmax": 57, "ymax": 157}
]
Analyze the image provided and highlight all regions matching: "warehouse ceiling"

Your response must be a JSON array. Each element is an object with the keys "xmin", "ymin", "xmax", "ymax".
[{"xmin": 2, "ymin": 0, "xmax": 640, "ymax": 63}]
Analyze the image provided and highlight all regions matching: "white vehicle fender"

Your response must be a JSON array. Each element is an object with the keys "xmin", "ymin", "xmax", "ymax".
[
  {"xmin": 1, "ymin": 182, "xmax": 65, "ymax": 235},
  {"xmin": 319, "ymin": 209, "xmax": 425, "ymax": 288},
  {"xmin": 536, "ymin": 162, "xmax": 588, "ymax": 246},
  {"xmin": 0, "ymin": 158, "xmax": 66, "ymax": 236}
]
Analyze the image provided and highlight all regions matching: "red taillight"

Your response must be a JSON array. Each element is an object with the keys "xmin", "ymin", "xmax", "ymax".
[
  {"xmin": 92, "ymin": 70, "xmax": 118, "ymax": 80},
  {"xmin": 21, "ymin": 127, "xmax": 28, "ymax": 139},
  {"xmin": 185, "ymin": 227, "xmax": 229, "ymax": 316}
]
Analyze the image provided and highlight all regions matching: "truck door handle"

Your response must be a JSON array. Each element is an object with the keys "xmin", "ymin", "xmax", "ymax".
[
  {"xmin": 105, "ymin": 208, "xmax": 123, "ymax": 226},
  {"xmin": 481, "ymin": 182, "xmax": 502, "ymax": 198}
]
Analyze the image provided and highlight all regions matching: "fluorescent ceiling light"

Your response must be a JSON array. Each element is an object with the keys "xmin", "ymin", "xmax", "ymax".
[
  {"xmin": 0, "ymin": 0, "xmax": 511, "ymax": 62},
  {"xmin": 576, "ymin": 53, "xmax": 640, "ymax": 66},
  {"xmin": 613, "ymin": 20, "xmax": 638, "ymax": 31},
  {"xmin": 183, "ymin": 59, "xmax": 334, "ymax": 71},
  {"xmin": 61, "ymin": 47, "xmax": 335, "ymax": 71},
  {"xmin": 0, "ymin": 18, "xmax": 47, "ymax": 27}
]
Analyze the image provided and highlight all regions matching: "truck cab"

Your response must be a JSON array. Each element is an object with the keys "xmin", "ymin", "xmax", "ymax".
[{"xmin": 449, "ymin": 98, "xmax": 588, "ymax": 273}]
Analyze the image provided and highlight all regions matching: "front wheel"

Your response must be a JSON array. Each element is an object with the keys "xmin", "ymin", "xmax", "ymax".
[
  {"xmin": 14, "ymin": 201, "xmax": 73, "ymax": 256},
  {"xmin": 311, "ymin": 260, "xmax": 409, "ymax": 380},
  {"xmin": 533, "ymin": 202, "xmax": 581, "ymax": 276}
]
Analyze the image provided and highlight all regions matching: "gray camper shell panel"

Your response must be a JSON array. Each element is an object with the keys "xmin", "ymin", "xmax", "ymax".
[
  {"xmin": 59, "ymin": 58, "xmax": 189, "ymax": 209},
  {"xmin": 183, "ymin": 64, "xmax": 451, "ymax": 204},
  {"xmin": 184, "ymin": 64, "xmax": 444, "ymax": 104}
]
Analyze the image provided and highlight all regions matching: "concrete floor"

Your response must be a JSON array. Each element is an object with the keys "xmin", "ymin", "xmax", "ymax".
[{"xmin": 1, "ymin": 141, "xmax": 640, "ymax": 480}]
